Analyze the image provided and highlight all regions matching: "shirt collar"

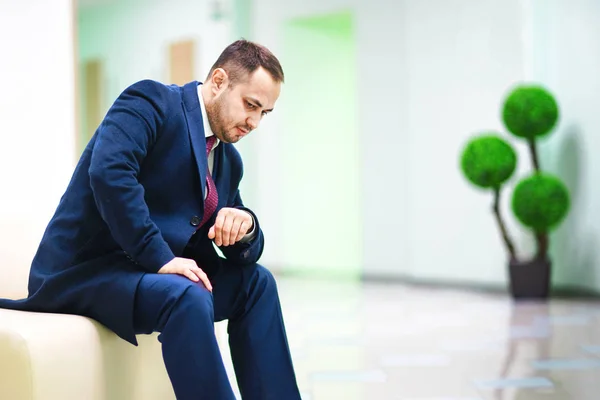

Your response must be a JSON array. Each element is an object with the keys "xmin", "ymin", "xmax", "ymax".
[{"xmin": 197, "ymin": 83, "xmax": 220, "ymax": 151}]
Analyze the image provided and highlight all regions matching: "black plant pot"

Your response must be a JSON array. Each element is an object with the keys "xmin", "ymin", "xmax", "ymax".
[{"xmin": 508, "ymin": 258, "xmax": 551, "ymax": 300}]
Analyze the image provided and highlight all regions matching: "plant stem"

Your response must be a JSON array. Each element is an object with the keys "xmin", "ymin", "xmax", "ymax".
[
  {"xmin": 528, "ymin": 137, "xmax": 540, "ymax": 172},
  {"xmin": 535, "ymin": 231, "xmax": 549, "ymax": 260},
  {"xmin": 492, "ymin": 187, "xmax": 517, "ymax": 261},
  {"xmin": 528, "ymin": 136, "xmax": 549, "ymax": 260}
]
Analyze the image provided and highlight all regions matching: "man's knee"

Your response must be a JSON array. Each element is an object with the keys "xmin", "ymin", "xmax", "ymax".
[
  {"xmin": 135, "ymin": 274, "xmax": 214, "ymax": 333},
  {"xmin": 175, "ymin": 283, "xmax": 215, "ymax": 321},
  {"xmin": 250, "ymin": 264, "xmax": 278, "ymax": 298}
]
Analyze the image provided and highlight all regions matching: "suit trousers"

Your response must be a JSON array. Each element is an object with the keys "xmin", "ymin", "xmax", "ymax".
[{"xmin": 132, "ymin": 261, "xmax": 301, "ymax": 400}]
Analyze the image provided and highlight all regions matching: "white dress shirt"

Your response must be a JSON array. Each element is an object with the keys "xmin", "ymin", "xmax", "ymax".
[
  {"xmin": 198, "ymin": 85, "xmax": 220, "ymax": 177},
  {"xmin": 197, "ymin": 85, "xmax": 255, "ymax": 241}
]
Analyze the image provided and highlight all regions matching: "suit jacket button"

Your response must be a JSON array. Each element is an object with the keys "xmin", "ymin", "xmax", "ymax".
[{"xmin": 190, "ymin": 216, "xmax": 201, "ymax": 226}]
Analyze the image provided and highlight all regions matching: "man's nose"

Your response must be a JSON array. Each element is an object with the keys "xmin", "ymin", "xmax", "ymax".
[{"xmin": 246, "ymin": 116, "xmax": 258, "ymax": 130}]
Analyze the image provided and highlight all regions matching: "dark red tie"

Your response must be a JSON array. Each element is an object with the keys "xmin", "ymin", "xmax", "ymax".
[{"xmin": 199, "ymin": 136, "xmax": 218, "ymax": 228}]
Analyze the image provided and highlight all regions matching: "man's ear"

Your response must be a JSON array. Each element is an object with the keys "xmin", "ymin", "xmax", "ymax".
[{"xmin": 211, "ymin": 68, "xmax": 229, "ymax": 91}]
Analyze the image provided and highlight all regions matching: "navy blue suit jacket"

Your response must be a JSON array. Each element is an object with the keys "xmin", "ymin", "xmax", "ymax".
[{"xmin": 0, "ymin": 80, "xmax": 264, "ymax": 345}]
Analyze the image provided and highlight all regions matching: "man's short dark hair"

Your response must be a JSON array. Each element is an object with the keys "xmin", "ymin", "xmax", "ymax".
[{"xmin": 207, "ymin": 39, "xmax": 284, "ymax": 85}]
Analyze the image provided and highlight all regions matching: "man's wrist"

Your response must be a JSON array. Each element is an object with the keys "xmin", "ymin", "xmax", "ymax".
[{"xmin": 240, "ymin": 211, "xmax": 256, "ymax": 242}]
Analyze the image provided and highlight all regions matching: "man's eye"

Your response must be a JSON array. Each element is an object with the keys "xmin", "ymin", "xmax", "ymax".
[{"xmin": 246, "ymin": 102, "xmax": 256, "ymax": 109}]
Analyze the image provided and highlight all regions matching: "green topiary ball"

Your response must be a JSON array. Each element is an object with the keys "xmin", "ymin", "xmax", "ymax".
[
  {"xmin": 511, "ymin": 173, "xmax": 570, "ymax": 232},
  {"xmin": 460, "ymin": 133, "xmax": 517, "ymax": 189},
  {"xmin": 502, "ymin": 85, "xmax": 559, "ymax": 139}
]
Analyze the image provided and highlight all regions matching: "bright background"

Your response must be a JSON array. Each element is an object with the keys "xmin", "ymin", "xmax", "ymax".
[{"xmin": 2, "ymin": 0, "xmax": 600, "ymax": 297}]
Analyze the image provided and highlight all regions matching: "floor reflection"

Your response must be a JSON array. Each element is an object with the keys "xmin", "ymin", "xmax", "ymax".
[{"xmin": 217, "ymin": 276, "xmax": 600, "ymax": 399}]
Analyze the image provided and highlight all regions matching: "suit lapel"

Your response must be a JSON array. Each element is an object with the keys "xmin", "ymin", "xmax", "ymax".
[{"xmin": 182, "ymin": 81, "xmax": 207, "ymax": 203}]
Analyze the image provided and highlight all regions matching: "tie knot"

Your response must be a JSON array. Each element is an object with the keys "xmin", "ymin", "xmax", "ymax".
[{"xmin": 206, "ymin": 136, "xmax": 216, "ymax": 155}]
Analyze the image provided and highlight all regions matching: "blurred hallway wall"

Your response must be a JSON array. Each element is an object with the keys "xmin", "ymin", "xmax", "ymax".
[
  {"xmin": 0, "ymin": 0, "xmax": 76, "ymax": 298},
  {"xmin": 253, "ymin": 0, "xmax": 535, "ymax": 286},
  {"xmin": 528, "ymin": 0, "xmax": 600, "ymax": 291},
  {"xmin": 279, "ymin": 12, "xmax": 361, "ymax": 278},
  {"xmin": 5, "ymin": 0, "xmax": 598, "ymax": 296},
  {"xmin": 252, "ymin": 0, "xmax": 600, "ymax": 292},
  {"xmin": 77, "ymin": 0, "xmax": 233, "ymax": 143}
]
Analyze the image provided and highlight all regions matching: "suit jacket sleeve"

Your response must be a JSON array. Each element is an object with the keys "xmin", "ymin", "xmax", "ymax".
[
  {"xmin": 88, "ymin": 80, "xmax": 175, "ymax": 273},
  {"xmin": 218, "ymin": 189, "xmax": 265, "ymax": 265}
]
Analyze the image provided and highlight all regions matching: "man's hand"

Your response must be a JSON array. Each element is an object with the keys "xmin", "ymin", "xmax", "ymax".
[
  {"xmin": 208, "ymin": 207, "xmax": 253, "ymax": 246},
  {"xmin": 158, "ymin": 257, "xmax": 213, "ymax": 292}
]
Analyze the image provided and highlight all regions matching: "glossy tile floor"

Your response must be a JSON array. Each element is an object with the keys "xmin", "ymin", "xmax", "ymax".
[{"xmin": 217, "ymin": 276, "xmax": 600, "ymax": 400}]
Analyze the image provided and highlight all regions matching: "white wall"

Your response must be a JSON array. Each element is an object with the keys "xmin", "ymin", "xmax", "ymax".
[
  {"xmin": 78, "ymin": 0, "xmax": 232, "ymax": 127},
  {"xmin": 355, "ymin": 0, "xmax": 411, "ymax": 280},
  {"xmin": 0, "ymin": 0, "xmax": 77, "ymax": 298},
  {"xmin": 402, "ymin": 0, "xmax": 534, "ymax": 284},
  {"xmin": 252, "ymin": 0, "xmax": 600, "ymax": 291},
  {"xmin": 251, "ymin": 0, "xmax": 361, "ymax": 269},
  {"xmin": 279, "ymin": 14, "xmax": 361, "ymax": 276},
  {"xmin": 253, "ymin": 0, "xmax": 536, "ymax": 284},
  {"xmin": 75, "ymin": 0, "xmax": 600, "ymax": 292},
  {"xmin": 529, "ymin": 0, "xmax": 600, "ymax": 291}
]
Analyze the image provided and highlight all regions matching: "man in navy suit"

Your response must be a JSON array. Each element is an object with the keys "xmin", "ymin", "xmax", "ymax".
[{"xmin": 0, "ymin": 39, "xmax": 301, "ymax": 399}]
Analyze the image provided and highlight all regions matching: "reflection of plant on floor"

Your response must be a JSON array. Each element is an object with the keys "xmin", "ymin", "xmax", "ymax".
[{"xmin": 459, "ymin": 84, "xmax": 570, "ymax": 264}]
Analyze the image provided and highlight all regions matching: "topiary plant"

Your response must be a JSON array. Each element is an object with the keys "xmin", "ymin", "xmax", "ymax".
[
  {"xmin": 511, "ymin": 171, "xmax": 570, "ymax": 261},
  {"xmin": 503, "ymin": 86, "xmax": 559, "ymax": 140},
  {"xmin": 502, "ymin": 85, "xmax": 569, "ymax": 261},
  {"xmin": 512, "ymin": 173, "xmax": 570, "ymax": 232},
  {"xmin": 460, "ymin": 134, "xmax": 518, "ymax": 260},
  {"xmin": 502, "ymin": 85, "xmax": 559, "ymax": 173},
  {"xmin": 460, "ymin": 134, "xmax": 517, "ymax": 189},
  {"xmin": 459, "ymin": 83, "xmax": 570, "ymax": 267}
]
